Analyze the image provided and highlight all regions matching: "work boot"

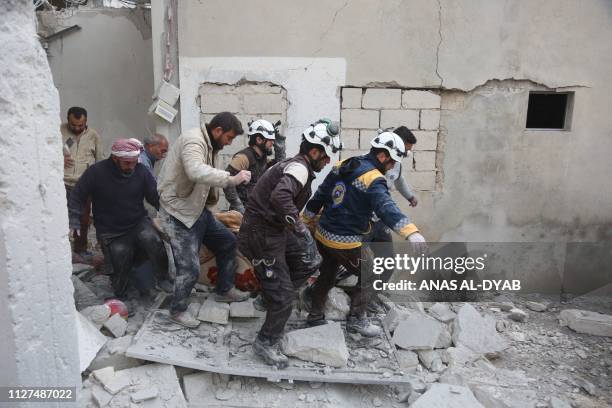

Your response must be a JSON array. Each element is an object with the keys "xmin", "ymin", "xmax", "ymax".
[
  {"xmin": 346, "ymin": 314, "xmax": 382, "ymax": 337},
  {"xmin": 253, "ymin": 294, "xmax": 266, "ymax": 312},
  {"xmin": 306, "ymin": 312, "xmax": 328, "ymax": 328},
  {"xmin": 252, "ymin": 335, "xmax": 289, "ymax": 369},
  {"xmin": 214, "ymin": 287, "xmax": 250, "ymax": 303},
  {"xmin": 170, "ymin": 309, "xmax": 200, "ymax": 328}
]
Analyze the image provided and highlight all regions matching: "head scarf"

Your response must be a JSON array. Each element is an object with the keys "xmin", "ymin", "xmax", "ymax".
[{"xmin": 111, "ymin": 138, "xmax": 143, "ymax": 159}]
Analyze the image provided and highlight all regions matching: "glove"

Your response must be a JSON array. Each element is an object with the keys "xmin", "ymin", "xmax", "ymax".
[{"xmin": 407, "ymin": 232, "xmax": 427, "ymax": 255}]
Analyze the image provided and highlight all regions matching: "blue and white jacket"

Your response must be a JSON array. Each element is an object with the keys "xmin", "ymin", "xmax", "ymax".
[{"xmin": 303, "ymin": 153, "xmax": 419, "ymax": 249}]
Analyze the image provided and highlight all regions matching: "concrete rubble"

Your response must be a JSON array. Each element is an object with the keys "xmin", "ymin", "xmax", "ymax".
[
  {"xmin": 323, "ymin": 287, "xmax": 351, "ymax": 320},
  {"xmin": 392, "ymin": 313, "xmax": 444, "ymax": 350},
  {"xmin": 525, "ymin": 301, "xmax": 548, "ymax": 312},
  {"xmin": 103, "ymin": 313, "xmax": 128, "ymax": 338},
  {"xmin": 81, "ymin": 304, "xmax": 112, "ymax": 329},
  {"xmin": 88, "ymin": 335, "xmax": 143, "ymax": 371},
  {"xmin": 230, "ymin": 298, "xmax": 259, "ymax": 318},
  {"xmin": 383, "ymin": 304, "xmax": 413, "ymax": 332},
  {"xmin": 508, "ymin": 308, "xmax": 528, "ymax": 322},
  {"xmin": 77, "ymin": 311, "xmax": 108, "ymax": 372},
  {"xmin": 198, "ymin": 297, "xmax": 230, "ymax": 324},
  {"xmin": 451, "ymin": 303, "xmax": 508, "ymax": 358},
  {"xmin": 429, "ymin": 302, "xmax": 458, "ymax": 323},
  {"xmin": 559, "ymin": 309, "xmax": 612, "ymax": 337},
  {"xmin": 410, "ymin": 383, "xmax": 485, "ymax": 408},
  {"xmin": 281, "ymin": 322, "xmax": 349, "ymax": 367}
]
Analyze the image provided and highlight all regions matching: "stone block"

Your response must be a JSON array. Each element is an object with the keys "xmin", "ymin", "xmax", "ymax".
[
  {"xmin": 198, "ymin": 297, "xmax": 230, "ymax": 324},
  {"xmin": 103, "ymin": 314, "xmax": 128, "ymax": 338},
  {"xmin": 359, "ymin": 129, "xmax": 378, "ymax": 149},
  {"xmin": 412, "ymin": 131, "xmax": 438, "ymax": 151},
  {"xmin": 451, "ymin": 304, "xmax": 508, "ymax": 358},
  {"xmin": 411, "ymin": 383, "xmax": 484, "ymax": 408},
  {"xmin": 402, "ymin": 90, "xmax": 441, "ymax": 109},
  {"xmin": 76, "ymin": 311, "xmax": 108, "ymax": 373},
  {"xmin": 395, "ymin": 350, "xmax": 419, "ymax": 373},
  {"xmin": 380, "ymin": 109, "xmax": 419, "ymax": 129},
  {"xmin": 417, "ymin": 350, "xmax": 444, "ymax": 371},
  {"xmin": 87, "ymin": 335, "xmax": 142, "ymax": 371},
  {"xmin": 362, "ymin": 88, "xmax": 402, "ymax": 109},
  {"xmin": 435, "ymin": 326, "xmax": 453, "ymax": 349},
  {"xmin": 324, "ymin": 287, "xmax": 350, "ymax": 320},
  {"xmin": 341, "ymin": 129, "xmax": 360, "ymax": 150},
  {"xmin": 341, "ymin": 109, "xmax": 380, "ymax": 129},
  {"xmin": 131, "ymin": 387, "xmax": 159, "ymax": 402},
  {"xmin": 81, "ymin": 304, "xmax": 111, "ymax": 329},
  {"xmin": 392, "ymin": 313, "xmax": 444, "ymax": 350},
  {"xmin": 341, "ymin": 88, "xmax": 363, "ymax": 108},
  {"xmin": 508, "ymin": 308, "xmax": 528, "ymax": 322},
  {"xmin": 420, "ymin": 110, "xmax": 441, "ymax": 130},
  {"xmin": 281, "ymin": 322, "xmax": 349, "ymax": 367},
  {"xmin": 230, "ymin": 298, "xmax": 258, "ymax": 318},
  {"xmin": 383, "ymin": 305, "xmax": 413, "ymax": 332},
  {"xmin": 404, "ymin": 170, "xmax": 436, "ymax": 191},
  {"xmin": 200, "ymin": 93, "xmax": 241, "ymax": 114},
  {"xmin": 439, "ymin": 345, "xmax": 482, "ymax": 367},
  {"xmin": 243, "ymin": 93, "xmax": 284, "ymax": 114},
  {"xmin": 559, "ymin": 309, "xmax": 612, "ymax": 337},
  {"xmin": 414, "ymin": 151, "xmax": 436, "ymax": 171},
  {"xmin": 429, "ymin": 303, "xmax": 457, "ymax": 323}
]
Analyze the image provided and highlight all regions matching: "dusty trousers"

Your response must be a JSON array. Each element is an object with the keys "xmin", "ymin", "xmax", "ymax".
[
  {"xmin": 309, "ymin": 242, "xmax": 376, "ymax": 320},
  {"xmin": 97, "ymin": 217, "xmax": 169, "ymax": 298},
  {"xmin": 238, "ymin": 216, "xmax": 319, "ymax": 341}
]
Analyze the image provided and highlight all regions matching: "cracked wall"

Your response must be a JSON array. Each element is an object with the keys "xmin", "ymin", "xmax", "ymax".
[{"xmin": 37, "ymin": 8, "xmax": 154, "ymax": 153}]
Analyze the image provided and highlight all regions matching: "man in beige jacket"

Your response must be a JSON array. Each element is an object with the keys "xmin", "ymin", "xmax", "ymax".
[
  {"xmin": 158, "ymin": 112, "xmax": 252, "ymax": 327},
  {"xmin": 62, "ymin": 106, "xmax": 104, "ymax": 255}
]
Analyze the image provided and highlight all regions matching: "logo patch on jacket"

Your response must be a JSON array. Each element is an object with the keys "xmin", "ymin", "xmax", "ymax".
[{"xmin": 332, "ymin": 181, "xmax": 346, "ymax": 208}]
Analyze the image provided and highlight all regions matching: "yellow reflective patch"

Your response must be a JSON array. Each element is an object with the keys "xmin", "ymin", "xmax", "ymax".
[{"xmin": 357, "ymin": 169, "xmax": 384, "ymax": 188}]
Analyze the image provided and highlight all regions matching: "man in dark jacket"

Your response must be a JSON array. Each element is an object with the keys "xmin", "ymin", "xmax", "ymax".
[
  {"xmin": 237, "ymin": 119, "xmax": 342, "ymax": 369},
  {"xmin": 68, "ymin": 138, "xmax": 169, "ymax": 298}
]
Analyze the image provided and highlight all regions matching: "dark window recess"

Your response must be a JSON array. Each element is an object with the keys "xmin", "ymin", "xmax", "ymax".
[{"xmin": 526, "ymin": 93, "xmax": 570, "ymax": 129}]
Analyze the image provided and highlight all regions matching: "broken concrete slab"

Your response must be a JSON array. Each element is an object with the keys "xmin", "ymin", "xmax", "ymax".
[
  {"xmin": 198, "ymin": 297, "xmax": 230, "ymax": 324},
  {"xmin": 281, "ymin": 322, "xmax": 349, "ymax": 367},
  {"xmin": 103, "ymin": 313, "xmax": 128, "ymax": 338},
  {"xmin": 429, "ymin": 302, "xmax": 457, "ymax": 323},
  {"xmin": 559, "ymin": 309, "xmax": 612, "ymax": 337},
  {"xmin": 76, "ymin": 310, "xmax": 108, "ymax": 372},
  {"xmin": 80, "ymin": 304, "xmax": 111, "ymax": 329},
  {"xmin": 439, "ymin": 345, "xmax": 482, "ymax": 367},
  {"xmin": 91, "ymin": 384, "xmax": 113, "ymax": 407},
  {"xmin": 411, "ymin": 383, "xmax": 485, "ymax": 408},
  {"xmin": 230, "ymin": 298, "xmax": 260, "ymax": 318},
  {"xmin": 72, "ymin": 275, "xmax": 101, "ymax": 310},
  {"xmin": 396, "ymin": 350, "xmax": 419, "ymax": 373},
  {"xmin": 451, "ymin": 304, "xmax": 508, "ymax": 358},
  {"xmin": 87, "ymin": 335, "xmax": 142, "ymax": 372},
  {"xmin": 324, "ymin": 287, "xmax": 350, "ymax": 320},
  {"xmin": 102, "ymin": 371, "xmax": 131, "ymax": 395},
  {"xmin": 508, "ymin": 308, "xmax": 528, "ymax": 322},
  {"xmin": 435, "ymin": 325, "xmax": 453, "ymax": 349},
  {"xmin": 549, "ymin": 396, "xmax": 572, "ymax": 408},
  {"xmin": 130, "ymin": 386, "xmax": 159, "ymax": 402},
  {"xmin": 392, "ymin": 313, "xmax": 444, "ymax": 350},
  {"xmin": 417, "ymin": 350, "xmax": 444, "ymax": 372},
  {"xmin": 472, "ymin": 385, "xmax": 538, "ymax": 408},
  {"xmin": 92, "ymin": 366, "xmax": 115, "ymax": 386},
  {"xmin": 383, "ymin": 304, "xmax": 413, "ymax": 332},
  {"xmin": 524, "ymin": 301, "xmax": 548, "ymax": 312}
]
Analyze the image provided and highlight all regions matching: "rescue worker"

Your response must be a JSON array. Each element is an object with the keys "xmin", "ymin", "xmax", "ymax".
[
  {"xmin": 223, "ymin": 119, "xmax": 285, "ymax": 213},
  {"xmin": 302, "ymin": 131, "xmax": 427, "ymax": 337},
  {"xmin": 237, "ymin": 119, "xmax": 342, "ymax": 369}
]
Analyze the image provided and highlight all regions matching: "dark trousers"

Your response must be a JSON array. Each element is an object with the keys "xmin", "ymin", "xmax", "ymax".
[
  {"xmin": 97, "ymin": 218, "xmax": 169, "ymax": 298},
  {"xmin": 310, "ymin": 242, "xmax": 376, "ymax": 320},
  {"xmin": 161, "ymin": 208, "xmax": 237, "ymax": 314},
  {"xmin": 238, "ymin": 217, "xmax": 318, "ymax": 341},
  {"xmin": 65, "ymin": 184, "xmax": 91, "ymax": 253},
  {"xmin": 365, "ymin": 220, "xmax": 395, "ymax": 283}
]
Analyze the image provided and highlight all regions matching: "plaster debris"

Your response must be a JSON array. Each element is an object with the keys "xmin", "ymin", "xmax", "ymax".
[
  {"xmin": 81, "ymin": 304, "xmax": 112, "ymax": 329},
  {"xmin": 417, "ymin": 350, "xmax": 444, "ymax": 372},
  {"xmin": 411, "ymin": 383, "xmax": 485, "ymax": 408},
  {"xmin": 558, "ymin": 309, "xmax": 612, "ymax": 337},
  {"xmin": 103, "ymin": 313, "xmax": 128, "ymax": 338},
  {"xmin": 91, "ymin": 384, "xmax": 113, "ymax": 407},
  {"xmin": 92, "ymin": 366, "xmax": 115, "ymax": 386},
  {"xmin": 281, "ymin": 322, "xmax": 349, "ymax": 367},
  {"xmin": 392, "ymin": 313, "xmax": 444, "ymax": 350},
  {"xmin": 508, "ymin": 308, "xmax": 528, "ymax": 322},
  {"xmin": 435, "ymin": 325, "xmax": 453, "ymax": 349},
  {"xmin": 198, "ymin": 297, "xmax": 230, "ymax": 324},
  {"xmin": 429, "ymin": 302, "xmax": 457, "ymax": 323},
  {"xmin": 549, "ymin": 396, "xmax": 572, "ymax": 408},
  {"xmin": 88, "ymin": 335, "xmax": 142, "ymax": 371},
  {"xmin": 525, "ymin": 301, "xmax": 548, "ymax": 312},
  {"xmin": 76, "ymin": 311, "xmax": 108, "ymax": 372},
  {"xmin": 72, "ymin": 275, "xmax": 101, "ymax": 310},
  {"xmin": 383, "ymin": 304, "xmax": 414, "ymax": 332},
  {"xmin": 451, "ymin": 304, "xmax": 508, "ymax": 358},
  {"xmin": 230, "ymin": 298, "xmax": 259, "ymax": 318},
  {"xmin": 396, "ymin": 350, "xmax": 420, "ymax": 373},
  {"xmin": 324, "ymin": 287, "xmax": 351, "ymax": 320},
  {"xmin": 130, "ymin": 386, "xmax": 159, "ymax": 402}
]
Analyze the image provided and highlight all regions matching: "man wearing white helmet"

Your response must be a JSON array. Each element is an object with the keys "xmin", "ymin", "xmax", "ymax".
[
  {"xmin": 223, "ymin": 119, "xmax": 284, "ymax": 213},
  {"xmin": 237, "ymin": 119, "xmax": 341, "ymax": 369},
  {"xmin": 302, "ymin": 131, "xmax": 427, "ymax": 337}
]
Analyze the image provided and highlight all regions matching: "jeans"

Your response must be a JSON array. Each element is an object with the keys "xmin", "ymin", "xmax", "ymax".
[{"xmin": 161, "ymin": 207, "xmax": 237, "ymax": 314}]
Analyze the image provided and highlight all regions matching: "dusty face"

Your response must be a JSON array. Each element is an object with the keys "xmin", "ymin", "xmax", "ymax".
[
  {"xmin": 112, "ymin": 156, "xmax": 138, "ymax": 177},
  {"xmin": 147, "ymin": 139, "xmax": 169, "ymax": 160},
  {"xmin": 211, "ymin": 127, "xmax": 238, "ymax": 150},
  {"xmin": 68, "ymin": 114, "xmax": 87, "ymax": 135}
]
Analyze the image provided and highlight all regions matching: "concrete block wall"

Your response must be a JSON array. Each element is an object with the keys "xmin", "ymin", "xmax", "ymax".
[
  {"xmin": 199, "ymin": 82, "xmax": 288, "ymax": 209},
  {"xmin": 340, "ymin": 87, "xmax": 440, "ymax": 191}
]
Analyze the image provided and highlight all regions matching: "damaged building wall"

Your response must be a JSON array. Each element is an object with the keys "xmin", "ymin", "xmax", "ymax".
[
  {"xmin": 37, "ymin": 7, "xmax": 154, "ymax": 152},
  {"xmin": 0, "ymin": 0, "xmax": 80, "ymax": 394},
  {"xmin": 174, "ymin": 0, "xmax": 612, "ymax": 249}
]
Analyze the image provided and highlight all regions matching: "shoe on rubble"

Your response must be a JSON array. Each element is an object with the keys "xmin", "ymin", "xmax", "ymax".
[
  {"xmin": 253, "ymin": 294, "xmax": 266, "ymax": 312},
  {"xmin": 170, "ymin": 310, "xmax": 200, "ymax": 328},
  {"xmin": 214, "ymin": 287, "xmax": 250, "ymax": 303},
  {"xmin": 252, "ymin": 335, "xmax": 289, "ymax": 369},
  {"xmin": 346, "ymin": 314, "xmax": 382, "ymax": 337},
  {"xmin": 300, "ymin": 285, "xmax": 313, "ymax": 312},
  {"xmin": 306, "ymin": 313, "xmax": 329, "ymax": 328}
]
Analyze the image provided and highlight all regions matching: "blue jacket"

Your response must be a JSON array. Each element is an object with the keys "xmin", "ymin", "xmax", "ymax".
[{"xmin": 303, "ymin": 153, "xmax": 419, "ymax": 249}]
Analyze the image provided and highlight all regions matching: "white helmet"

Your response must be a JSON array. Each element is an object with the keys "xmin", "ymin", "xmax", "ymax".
[
  {"xmin": 302, "ymin": 119, "xmax": 343, "ymax": 157},
  {"xmin": 370, "ymin": 131, "xmax": 407, "ymax": 162},
  {"xmin": 248, "ymin": 119, "xmax": 276, "ymax": 140}
]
